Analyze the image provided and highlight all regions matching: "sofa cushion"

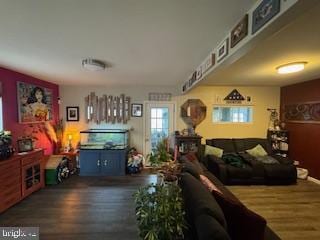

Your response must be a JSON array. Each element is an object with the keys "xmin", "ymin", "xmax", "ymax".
[
  {"xmin": 227, "ymin": 164, "xmax": 252, "ymax": 179},
  {"xmin": 233, "ymin": 138, "xmax": 272, "ymax": 154},
  {"xmin": 246, "ymin": 144, "xmax": 268, "ymax": 158},
  {"xmin": 206, "ymin": 139, "xmax": 236, "ymax": 153},
  {"xmin": 256, "ymin": 155, "xmax": 279, "ymax": 164},
  {"xmin": 181, "ymin": 160, "xmax": 201, "ymax": 179},
  {"xmin": 195, "ymin": 214, "xmax": 231, "ymax": 240},
  {"xmin": 212, "ymin": 190, "xmax": 267, "ymax": 240},
  {"xmin": 180, "ymin": 173, "xmax": 227, "ymax": 228},
  {"xmin": 264, "ymin": 164, "xmax": 297, "ymax": 181},
  {"xmin": 205, "ymin": 145, "xmax": 224, "ymax": 158}
]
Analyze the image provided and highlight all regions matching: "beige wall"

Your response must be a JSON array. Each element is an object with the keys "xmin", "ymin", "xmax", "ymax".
[
  {"xmin": 174, "ymin": 86, "xmax": 280, "ymax": 144},
  {"xmin": 60, "ymin": 85, "xmax": 280, "ymax": 152}
]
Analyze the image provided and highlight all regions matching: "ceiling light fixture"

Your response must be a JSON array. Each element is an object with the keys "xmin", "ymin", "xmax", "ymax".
[
  {"xmin": 276, "ymin": 62, "xmax": 307, "ymax": 74},
  {"xmin": 82, "ymin": 58, "xmax": 106, "ymax": 71}
]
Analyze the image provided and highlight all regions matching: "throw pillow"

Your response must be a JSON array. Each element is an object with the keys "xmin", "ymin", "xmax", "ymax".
[
  {"xmin": 199, "ymin": 174, "xmax": 222, "ymax": 194},
  {"xmin": 205, "ymin": 145, "xmax": 224, "ymax": 158},
  {"xmin": 211, "ymin": 190, "xmax": 266, "ymax": 240},
  {"xmin": 246, "ymin": 144, "xmax": 268, "ymax": 158}
]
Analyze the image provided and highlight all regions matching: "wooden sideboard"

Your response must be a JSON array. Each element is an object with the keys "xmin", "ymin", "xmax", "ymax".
[{"xmin": 0, "ymin": 149, "xmax": 45, "ymax": 213}]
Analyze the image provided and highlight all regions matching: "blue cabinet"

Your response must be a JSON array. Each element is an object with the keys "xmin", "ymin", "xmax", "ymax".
[{"xmin": 79, "ymin": 149, "xmax": 127, "ymax": 176}]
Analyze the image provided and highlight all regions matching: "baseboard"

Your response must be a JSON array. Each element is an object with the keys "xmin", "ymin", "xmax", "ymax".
[{"xmin": 307, "ymin": 176, "xmax": 320, "ymax": 185}]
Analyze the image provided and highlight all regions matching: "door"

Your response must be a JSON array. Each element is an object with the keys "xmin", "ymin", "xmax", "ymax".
[
  {"xmin": 144, "ymin": 102, "xmax": 175, "ymax": 165},
  {"xmin": 79, "ymin": 150, "xmax": 101, "ymax": 176},
  {"xmin": 101, "ymin": 152, "xmax": 120, "ymax": 175}
]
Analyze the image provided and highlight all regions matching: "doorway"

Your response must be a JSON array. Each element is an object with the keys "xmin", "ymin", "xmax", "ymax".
[{"xmin": 144, "ymin": 102, "xmax": 175, "ymax": 165}]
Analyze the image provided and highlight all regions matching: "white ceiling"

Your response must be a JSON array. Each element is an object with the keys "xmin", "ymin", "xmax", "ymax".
[
  {"xmin": 202, "ymin": 2, "xmax": 320, "ymax": 87},
  {"xmin": 0, "ymin": 0, "xmax": 256, "ymax": 86}
]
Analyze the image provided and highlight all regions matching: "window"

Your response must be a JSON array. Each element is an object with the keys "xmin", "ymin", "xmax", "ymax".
[{"xmin": 212, "ymin": 106, "xmax": 253, "ymax": 123}]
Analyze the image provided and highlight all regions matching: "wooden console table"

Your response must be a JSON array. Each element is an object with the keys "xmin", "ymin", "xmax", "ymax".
[{"xmin": 0, "ymin": 149, "xmax": 45, "ymax": 213}]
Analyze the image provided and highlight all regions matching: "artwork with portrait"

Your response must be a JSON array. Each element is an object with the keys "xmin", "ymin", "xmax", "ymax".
[{"xmin": 17, "ymin": 82, "xmax": 53, "ymax": 123}]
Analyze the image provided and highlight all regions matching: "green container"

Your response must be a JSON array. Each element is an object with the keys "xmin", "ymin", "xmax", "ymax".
[{"xmin": 45, "ymin": 155, "xmax": 62, "ymax": 185}]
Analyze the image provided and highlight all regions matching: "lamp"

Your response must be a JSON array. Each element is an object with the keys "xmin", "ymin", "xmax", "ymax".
[
  {"xmin": 67, "ymin": 134, "xmax": 73, "ymax": 152},
  {"xmin": 277, "ymin": 62, "xmax": 307, "ymax": 74}
]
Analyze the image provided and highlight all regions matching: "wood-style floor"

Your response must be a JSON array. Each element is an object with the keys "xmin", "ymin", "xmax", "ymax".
[
  {"xmin": 228, "ymin": 180, "xmax": 320, "ymax": 240},
  {"xmin": 1, "ymin": 174, "xmax": 320, "ymax": 240},
  {"xmin": 0, "ymin": 174, "xmax": 158, "ymax": 240}
]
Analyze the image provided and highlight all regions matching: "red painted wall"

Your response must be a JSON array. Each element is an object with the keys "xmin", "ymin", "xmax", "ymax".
[
  {"xmin": 0, "ymin": 67, "xmax": 59, "ymax": 155},
  {"xmin": 280, "ymin": 78, "xmax": 320, "ymax": 179}
]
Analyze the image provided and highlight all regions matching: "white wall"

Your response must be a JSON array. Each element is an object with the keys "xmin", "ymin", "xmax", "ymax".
[
  {"xmin": 60, "ymin": 85, "xmax": 280, "ymax": 152},
  {"xmin": 59, "ymin": 85, "xmax": 178, "ymax": 152}
]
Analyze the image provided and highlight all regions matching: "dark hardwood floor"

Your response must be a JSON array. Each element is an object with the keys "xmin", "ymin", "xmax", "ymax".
[{"xmin": 0, "ymin": 173, "xmax": 158, "ymax": 240}]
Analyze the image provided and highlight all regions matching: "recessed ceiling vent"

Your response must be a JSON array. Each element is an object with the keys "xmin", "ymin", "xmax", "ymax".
[{"xmin": 82, "ymin": 58, "xmax": 106, "ymax": 71}]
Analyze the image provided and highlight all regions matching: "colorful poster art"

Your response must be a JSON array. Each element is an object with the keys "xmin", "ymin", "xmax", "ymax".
[{"xmin": 17, "ymin": 82, "xmax": 53, "ymax": 123}]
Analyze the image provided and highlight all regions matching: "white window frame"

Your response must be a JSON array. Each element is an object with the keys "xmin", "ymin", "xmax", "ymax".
[{"xmin": 212, "ymin": 104, "xmax": 254, "ymax": 124}]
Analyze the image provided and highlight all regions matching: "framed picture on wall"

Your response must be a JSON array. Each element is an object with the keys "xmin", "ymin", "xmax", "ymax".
[
  {"xmin": 252, "ymin": 0, "xmax": 280, "ymax": 34},
  {"xmin": 216, "ymin": 38, "xmax": 229, "ymax": 63},
  {"xmin": 17, "ymin": 138, "xmax": 33, "ymax": 153},
  {"xmin": 66, "ymin": 106, "xmax": 79, "ymax": 121},
  {"xmin": 230, "ymin": 14, "xmax": 248, "ymax": 48},
  {"xmin": 131, "ymin": 104, "xmax": 143, "ymax": 117},
  {"xmin": 17, "ymin": 81, "xmax": 53, "ymax": 123}
]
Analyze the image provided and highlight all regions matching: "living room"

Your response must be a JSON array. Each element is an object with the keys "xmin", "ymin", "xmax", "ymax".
[{"xmin": 0, "ymin": 0, "xmax": 320, "ymax": 240}]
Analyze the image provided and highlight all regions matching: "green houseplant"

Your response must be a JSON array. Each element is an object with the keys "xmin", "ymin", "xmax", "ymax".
[
  {"xmin": 147, "ymin": 138, "xmax": 172, "ymax": 168},
  {"xmin": 134, "ymin": 183, "xmax": 187, "ymax": 240}
]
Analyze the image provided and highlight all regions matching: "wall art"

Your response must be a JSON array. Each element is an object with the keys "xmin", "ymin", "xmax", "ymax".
[
  {"xmin": 283, "ymin": 102, "xmax": 320, "ymax": 123},
  {"xmin": 17, "ymin": 81, "xmax": 53, "ymax": 123},
  {"xmin": 231, "ymin": 14, "xmax": 248, "ymax": 48},
  {"xmin": 66, "ymin": 106, "xmax": 79, "ymax": 122},
  {"xmin": 252, "ymin": 0, "xmax": 280, "ymax": 34},
  {"xmin": 131, "ymin": 104, "xmax": 143, "ymax": 117},
  {"xmin": 217, "ymin": 38, "xmax": 229, "ymax": 63},
  {"xmin": 202, "ymin": 53, "xmax": 215, "ymax": 74}
]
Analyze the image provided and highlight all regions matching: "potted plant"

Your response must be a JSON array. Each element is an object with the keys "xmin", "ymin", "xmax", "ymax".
[
  {"xmin": 158, "ymin": 160, "xmax": 181, "ymax": 185},
  {"xmin": 134, "ymin": 183, "xmax": 187, "ymax": 240},
  {"xmin": 147, "ymin": 138, "xmax": 172, "ymax": 170},
  {"xmin": 0, "ymin": 131, "xmax": 14, "ymax": 159}
]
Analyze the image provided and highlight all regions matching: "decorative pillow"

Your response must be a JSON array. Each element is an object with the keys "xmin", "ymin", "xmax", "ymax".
[
  {"xmin": 205, "ymin": 145, "xmax": 224, "ymax": 158},
  {"xmin": 246, "ymin": 144, "xmax": 268, "ymax": 158},
  {"xmin": 199, "ymin": 174, "xmax": 222, "ymax": 194},
  {"xmin": 212, "ymin": 190, "xmax": 266, "ymax": 240},
  {"xmin": 256, "ymin": 155, "xmax": 279, "ymax": 164}
]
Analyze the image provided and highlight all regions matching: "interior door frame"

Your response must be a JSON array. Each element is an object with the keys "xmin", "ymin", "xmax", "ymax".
[{"xmin": 143, "ymin": 101, "xmax": 177, "ymax": 157}]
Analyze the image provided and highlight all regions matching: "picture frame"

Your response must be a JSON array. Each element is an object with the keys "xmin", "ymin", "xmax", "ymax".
[
  {"xmin": 202, "ymin": 53, "xmax": 215, "ymax": 74},
  {"xmin": 66, "ymin": 106, "xmax": 79, "ymax": 121},
  {"xmin": 195, "ymin": 66, "xmax": 202, "ymax": 80},
  {"xmin": 17, "ymin": 81, "xmax": 53, "ymax": 123},
  {"xmin": 252, "ymin": 0, "xmax": 280, "ymax": 34},
  {"xmin": 217, "ymin": 38, "xmax": 229, "ymax": 63},
  {"xmin": 231, "ymin": 14, "xmax": 248, "ymax": 48},
  {"xmin": 17, "ymin": 138, "xmax": 33, "ymax": 153},
  {"xmin": 131, "ymin": 104, "xmax": 143, "ymax": 117}
]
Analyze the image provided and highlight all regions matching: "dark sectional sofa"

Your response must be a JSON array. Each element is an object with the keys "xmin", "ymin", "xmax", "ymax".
[
  {"xmin": 204, "ymin": 138, "xmax": 297, "ymax": 185},
  {"xmin": 179, "ymin": 158, "xmax": 281, "ymax": 240}
]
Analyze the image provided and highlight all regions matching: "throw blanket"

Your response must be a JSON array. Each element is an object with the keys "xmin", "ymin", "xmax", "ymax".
[{"xmin": 222, "ymin": 153, "xmax": 245, "ymax": 168}]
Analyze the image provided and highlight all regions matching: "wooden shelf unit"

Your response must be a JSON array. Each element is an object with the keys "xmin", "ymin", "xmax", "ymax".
[
  {"xmin": 0, "ymin": 150, "xmax": 45, "ymax": 213},
  {"xmin": 170, "ymin": 135, "xmax": 202, "ymax": 161},
  {"xmin": 267, "ymin": 130, "xmax": 289, "ymax": 157}
]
